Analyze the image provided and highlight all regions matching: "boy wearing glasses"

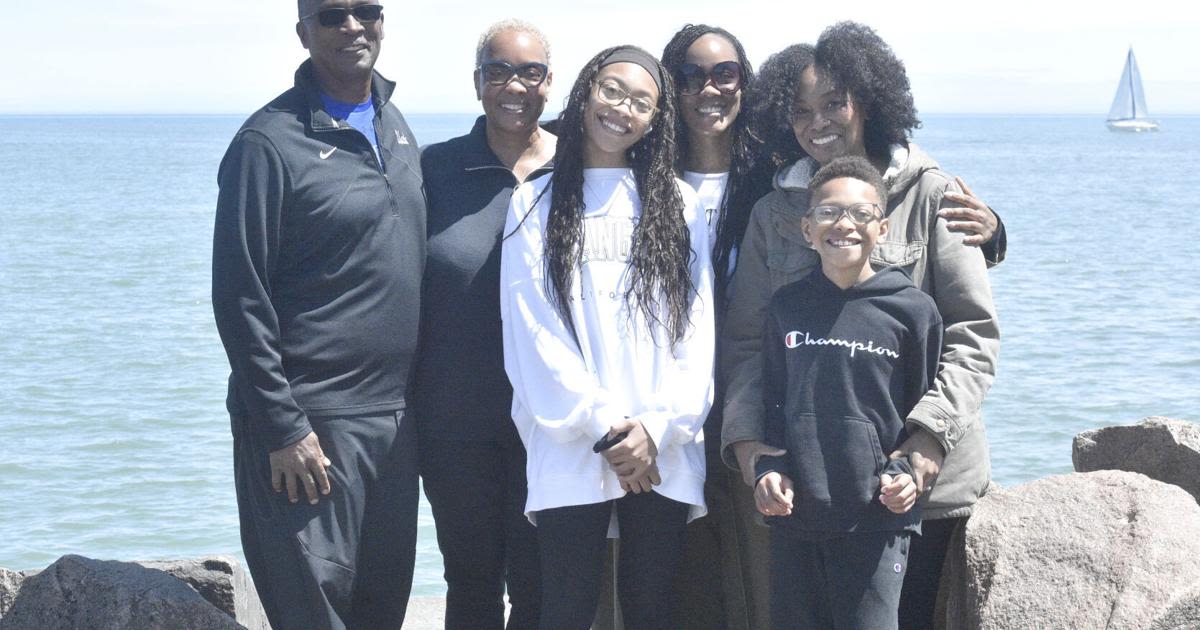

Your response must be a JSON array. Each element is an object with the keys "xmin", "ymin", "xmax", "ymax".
[{"xmin": 753, "ymin": 156, "xmax": 941, "ymax": 630}]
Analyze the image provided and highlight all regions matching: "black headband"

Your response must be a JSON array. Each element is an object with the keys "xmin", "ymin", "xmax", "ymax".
[{"xmin": 599, "ymin": 47, "xmax": 664, "ymax": 93}]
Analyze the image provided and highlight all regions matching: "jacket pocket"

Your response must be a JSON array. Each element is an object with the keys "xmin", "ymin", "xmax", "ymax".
[
  {"xmin": 784, "ymin": 414, "xmax": 886, "ymax": 528},
  {"xmin": 870, "ymin": 239, "xmax": 925, "ymax": 270},
  {"xmin": 766, "ymin": 248, "xmax": 819, "ymax": 291}
]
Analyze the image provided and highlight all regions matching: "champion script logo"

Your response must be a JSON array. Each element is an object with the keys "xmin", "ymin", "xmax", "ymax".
[
  {"xmin": 395, "ymin": 130, "xmax": 410, "ymax": 145},
  {"xmin": 784, "ymin": 330, "xmax": 900, "ymax": 359},
  {"xmin": 320, "ymin": 147, "xmax": 337, "ymax": 160}
]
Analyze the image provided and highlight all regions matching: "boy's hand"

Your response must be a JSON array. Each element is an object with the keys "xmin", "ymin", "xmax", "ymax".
[
  {"xmin": 602, "ymin": 418, "xmax": 658, "ymax": 493},
  {"xmin": 879, "ymin": 472, "xmax": 918, "ymax": 514},
  {"xmin": 732, "ymin": 440, "xmax": 788, "ymax": 487},
  {"xmin": 755, "ymin": 472, "xmax": 794, "ymax": 517}
]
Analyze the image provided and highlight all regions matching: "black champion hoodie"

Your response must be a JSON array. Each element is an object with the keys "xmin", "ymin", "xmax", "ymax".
[{"xmin": 756, "ymin": 266, "xmax": 942, "ymax": 537}]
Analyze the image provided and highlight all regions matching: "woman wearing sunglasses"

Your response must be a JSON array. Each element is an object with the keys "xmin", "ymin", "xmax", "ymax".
[
  {"xmin": 413, "ymin": 19, "xmax": 554, "ymax": 630},
  {"xmin": 721, "ymin": 22, "xmax": 1005, "ymax": 627},
  {"xmin": 659, "ymin": 24, "xmax": 774, "ymax": 630},
  {"xmin": 500, "ymin": 45, "xmax": 714, "ymax": 629}
]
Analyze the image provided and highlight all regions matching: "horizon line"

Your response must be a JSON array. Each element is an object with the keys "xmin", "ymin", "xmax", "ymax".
[{"xmin": 2, "ymin": 111, "xmax": 1199, "ymax": 117}]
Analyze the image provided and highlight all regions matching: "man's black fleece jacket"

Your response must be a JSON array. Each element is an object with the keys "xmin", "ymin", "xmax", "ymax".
[{"xmin": 212, "ymin": 61, "xmax": 426, "ymax": 450}]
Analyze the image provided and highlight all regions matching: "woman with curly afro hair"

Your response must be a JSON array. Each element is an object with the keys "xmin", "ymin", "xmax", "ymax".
[
  {"xmin": 721, "ymin": 22, "xmax": 1008, "ymax": 628},
  {"xmin": 500, "ymin": 44, "xmax": 715, "ymax": 629},
  {"xmin": 658, "ymin": 23, "xmax": 774, "ymax": 630}
]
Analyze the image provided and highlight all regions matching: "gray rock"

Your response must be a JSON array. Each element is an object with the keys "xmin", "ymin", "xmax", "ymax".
[
  {"xmin": 141, "ymin": 557, "xmax": 268, "ymax": 630},
  {"xmin": 1073, "ymin": 416, "xmax": 1200, "ymax": 502},
  {"xmin": 0, "ymin": 555, "xmax": 240, "ymax": 629},
  {"xmin": 0, "ymin": 569, "xmax": 32, "ymax": 618},
  {"xmin": 939, "ymin": 471, "xmax": 1200, "ymax": 630},
  {"xmin": 1150, "ymin": 581, "xmax": 1200, "ymax": 630}
]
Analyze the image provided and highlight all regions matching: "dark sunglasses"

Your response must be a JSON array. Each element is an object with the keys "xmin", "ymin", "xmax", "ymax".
[
  {"xmin": 676, "ymin": 61, "xmax": 743, "ymax": 96},
  {"xmin": 300, "ymin": 4, "xmax": 384, "ymax": 28},
  {"xmin": 477, "ymin": 61, "xmax": 549, "ymax": 88}
]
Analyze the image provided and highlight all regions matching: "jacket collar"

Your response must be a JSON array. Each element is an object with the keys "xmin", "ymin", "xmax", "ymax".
[
  {"xmin": 460, "ymin": 115, "xmax": 505, "ymax": 170},
  {"xmin": 293, "ymin": 59, "xmax": 398, "ymax": 134},
  {"xmin": 771, "ymin": 143, "xmax": 913, "ymax": 195},
  {"xmin": 461, "ymin": 114, "xmax": 556, "ymax": 174}
]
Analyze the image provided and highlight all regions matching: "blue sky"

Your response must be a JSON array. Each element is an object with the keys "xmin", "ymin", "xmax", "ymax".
[{"xmin": 3, "ymin": 0, "xmax": 1196, "ymax": 115}]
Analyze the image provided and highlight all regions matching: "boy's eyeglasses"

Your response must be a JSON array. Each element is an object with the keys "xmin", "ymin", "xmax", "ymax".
[
  {"xmin": 676, "ymin": 61, "xmax": 743, "ymax": 96},
  {"xmin": 300, "ymin": 4, "xmax": 384, "ymax": 28},
  {"xmin": 478, "ymin": 61, "xmax": 549, "ymax": 88},
  {"xmin": 809, "ymin": 203, "xmax": 883, "ymax": 225},
  {"xmin": 592, "ymin": 80, "xmax": 658, "ymax": 121}
]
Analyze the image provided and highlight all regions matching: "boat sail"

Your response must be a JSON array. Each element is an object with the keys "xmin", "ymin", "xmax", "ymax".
[{"xmin": 1107, "ymin": 48, "xmax": 1159, "ymax": 132}]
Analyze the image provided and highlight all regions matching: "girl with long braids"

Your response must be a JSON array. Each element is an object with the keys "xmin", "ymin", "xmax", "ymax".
[
  {"xmin": 500, "ymin": 45, "xmax": 714, "ymax": 629},
  {"xmin": 659, "ymin": 24, "xmax": 773, "ymax": 630},
  {"xmin": 722, "ymin": 23, "xmax": 1007, "ymax": 628}
]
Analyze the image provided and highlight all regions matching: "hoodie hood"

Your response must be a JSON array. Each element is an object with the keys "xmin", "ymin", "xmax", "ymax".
[
  {"xmin": 850, "ymin": 265, "xmax": 915, "ymax": 295},
  {"xmin": 773, "ymin": 143, "xmax": 941, "ymax": 198}
]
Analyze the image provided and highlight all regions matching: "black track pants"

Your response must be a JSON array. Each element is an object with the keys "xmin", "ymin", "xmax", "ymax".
[{"xmin": 235, "ymin": 410, "xmax": 419, "ymax": 630}]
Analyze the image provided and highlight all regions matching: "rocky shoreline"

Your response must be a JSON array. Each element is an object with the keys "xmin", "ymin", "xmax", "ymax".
[{"xmin": 3, "ymin": 416, "xmax": 1198, "ymax": 630}]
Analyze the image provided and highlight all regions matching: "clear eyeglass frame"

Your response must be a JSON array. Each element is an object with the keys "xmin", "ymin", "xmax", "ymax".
[
  {"xmin": 809, "ymin": 202, "xmax": 883, "ymax": 225},
  {"xmin": 592, "ymin": 80, "xmax": 658, "ymax": 121}
]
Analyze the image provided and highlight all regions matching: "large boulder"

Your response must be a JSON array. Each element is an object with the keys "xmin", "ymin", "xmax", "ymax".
[
  {"xmin": 141, "ymin": 557, "xmax": 268, "ymax": 630},
  {"xmin": 0, "ymin": 555, "xmax": 241, "ymax": 629},
  {"xmin": 1073, "ymin": 416, "xmax": 1200, "ymax": 502},
  {"xmin": 939, "ymin": 471, "xmax": 1200, "ymax": 630}
]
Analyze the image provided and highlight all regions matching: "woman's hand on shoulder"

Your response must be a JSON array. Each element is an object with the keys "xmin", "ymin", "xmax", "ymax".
[{"xmin": 938, "ymin": 176, "xmax": 998, "ymax": 246}]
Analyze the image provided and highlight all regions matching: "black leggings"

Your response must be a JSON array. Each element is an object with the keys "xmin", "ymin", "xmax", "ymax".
[
  {"xmin": 536, "ymin": 491, "xmax": 690, "ymax": 630},
  {"xmin": 419, "ymin": 436, "xmax": 540, "ymax": 630}
]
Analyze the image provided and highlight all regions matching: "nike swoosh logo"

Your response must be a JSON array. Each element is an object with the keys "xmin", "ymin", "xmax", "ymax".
[{"xmin": 320, "ymin": 147, "xmax": 337, "ymax": 160}]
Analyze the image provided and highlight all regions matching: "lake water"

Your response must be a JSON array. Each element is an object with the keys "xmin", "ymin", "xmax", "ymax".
[{"xmin": 1, "ymin": 113, "xmax": 1197, "ymax": 596}]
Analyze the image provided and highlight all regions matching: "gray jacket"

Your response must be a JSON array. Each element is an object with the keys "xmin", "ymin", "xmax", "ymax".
[{"xmin": 720, "ymin": 143, "xmax": 1000, "ymax": 520}]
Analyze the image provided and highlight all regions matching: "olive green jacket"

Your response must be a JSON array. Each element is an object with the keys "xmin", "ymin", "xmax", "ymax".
[{"xmin": 719, "ymin": 143, "xmax": 1000, "ymax": 520}]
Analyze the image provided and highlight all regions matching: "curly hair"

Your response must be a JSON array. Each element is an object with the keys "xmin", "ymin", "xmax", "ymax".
[
  {"xmin": 544, "ymin": 45, "xmax": 695, "ymax": 346},
  {"xmin": 745, "ymin": 43, "xmax": 815, "ymax": 172},
  {"xmin": 661, "ymin": 25, "xmax": 769, "ymax": 299},
  {"xmin": 815, "ymin": 21, "xmax": 921, "ymax": 161},
  {"xmin": 807, "ymin": 155, "xmax": 888, "ymax": 211}
]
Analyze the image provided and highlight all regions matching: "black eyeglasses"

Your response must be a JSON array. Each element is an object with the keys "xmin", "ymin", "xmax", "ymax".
[
  {"xmin": 300, "ymin": 4, "xmax": 384, "ymax": 28},
  {"xmin": 809, "ymin": 203, "xmax": 883, "ymax": 225},
  {"xmin": 478, "ymin": 61, "xmax": 549, "ymax": 88},
  {"xmin": 592, "ymin": 80, "xmax": 658, "ymax": 121},
  {"xmin": 676, "ymin": 61, "xmax": 743, "ymax": 96}
]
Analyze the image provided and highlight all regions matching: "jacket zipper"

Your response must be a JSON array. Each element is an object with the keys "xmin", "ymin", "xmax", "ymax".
[{"xmin": 337, "ymin": 119, "xmax": 400, "ymax": 217}]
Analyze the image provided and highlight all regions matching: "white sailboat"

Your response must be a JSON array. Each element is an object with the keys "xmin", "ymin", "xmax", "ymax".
[{"xmin": 1107, "ymin": 47, "xmax": 1159, "ymax": 132}]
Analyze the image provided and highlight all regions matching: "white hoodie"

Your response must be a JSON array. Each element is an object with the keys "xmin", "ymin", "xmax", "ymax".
[{"xmin": 500, "ymin": 168, "xmax": 715, "ymax": 523}]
